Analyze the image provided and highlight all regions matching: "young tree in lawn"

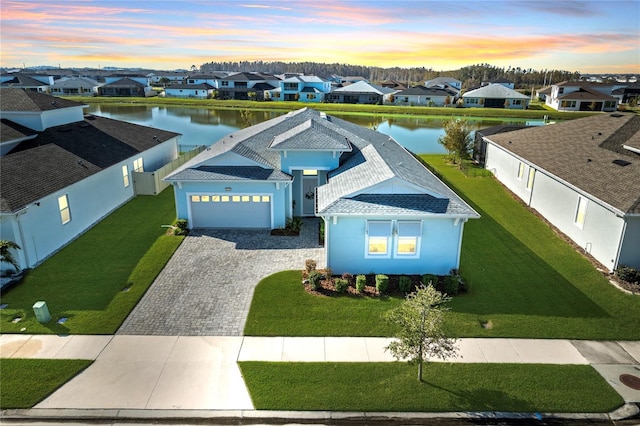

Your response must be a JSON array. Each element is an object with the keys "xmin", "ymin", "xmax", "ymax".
[
  {"xmin": 385, "ymin": 284, "xmax": 458, "ymax": 382},
  {"xmin": 438, "ymin": 117, "xmax": 473, "ymax": 168}
]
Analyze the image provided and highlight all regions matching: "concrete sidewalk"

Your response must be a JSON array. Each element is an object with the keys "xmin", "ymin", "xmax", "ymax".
[{"xmin": 1, "ymin": 334, "xmax": 640, "ymax": 410}]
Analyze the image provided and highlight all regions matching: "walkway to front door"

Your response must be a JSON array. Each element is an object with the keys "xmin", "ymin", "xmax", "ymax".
[{"xmin": 117, "ymin": 218, "xmax": 324, "ymax": 336}]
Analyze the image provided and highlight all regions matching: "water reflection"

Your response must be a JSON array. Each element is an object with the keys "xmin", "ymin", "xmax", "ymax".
[{"xmin": 86, "ymin": 105, "xmax": 544, "ymax": 154}]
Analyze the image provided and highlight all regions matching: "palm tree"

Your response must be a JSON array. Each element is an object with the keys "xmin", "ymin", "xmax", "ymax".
[{"xmin": 0, "ymin": 240, "xmax": 21, "ymax": 272}]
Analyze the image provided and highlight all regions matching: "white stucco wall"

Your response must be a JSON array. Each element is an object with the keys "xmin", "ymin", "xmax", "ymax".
[{"xmin": 485, "ymin": 141, "xmax": 628, "ymax": 272}]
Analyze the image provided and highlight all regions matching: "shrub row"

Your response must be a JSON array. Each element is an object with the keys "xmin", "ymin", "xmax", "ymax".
[{"xmin": 616, "ymin": 265, "xmax": 640, "ymax": 285}]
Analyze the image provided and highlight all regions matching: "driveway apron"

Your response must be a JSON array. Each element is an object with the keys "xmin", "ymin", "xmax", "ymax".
[{"xmin": 117, "ymin": 219, "xmax": 324, "ymax": 336}]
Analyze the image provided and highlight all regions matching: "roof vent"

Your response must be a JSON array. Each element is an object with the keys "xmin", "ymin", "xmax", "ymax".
[{"xmin": 612, "ymin": 159, "xmax": 631, "ymax": 167}]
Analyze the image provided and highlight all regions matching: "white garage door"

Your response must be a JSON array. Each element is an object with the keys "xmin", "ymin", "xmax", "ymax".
[{"xmin": 190, "ymin": 194, "xmax": 271, "ymax": 228}]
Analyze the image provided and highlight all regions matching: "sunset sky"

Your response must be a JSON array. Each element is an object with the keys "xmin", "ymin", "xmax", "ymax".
[{"xmin": 1, "ymin": 0, "xmax": 638, "ymax": 73}]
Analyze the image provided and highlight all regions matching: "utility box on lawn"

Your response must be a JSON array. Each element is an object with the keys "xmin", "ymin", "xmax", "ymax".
[{"xmin": 33, "ymin": 301, "xmax": 51, "ymax": 323}]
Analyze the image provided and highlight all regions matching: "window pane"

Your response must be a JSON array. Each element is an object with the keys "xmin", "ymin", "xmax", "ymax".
[
  {"xmin": 232, "ymin": 195, "xmax": 241, "ymax": 202},
  {"xmin": 303, "ymin": 169, "xmax": 318, "ymax": 176},
  {"xmin": 191, "ymin": 195, "xmax": 200, "ymax": 202},
  {"xmin": 58, "ymin": 195, "xmax": 68, "ymax": 210},
  {"xmin": 368, "ymin": 237, "xmax": 388, "ymax": 254},
  {"xmin": 262, "ymin": 196, "xmax": 270, "ymax": 202},
  {"xmin": 60, "ymin": 208, "xmax": 71, "ymax": 224},
  {"xmin": 397, "ymin": 237, "xmax": 417, "ymax": 254},
  {"xmin": 252, "ymin": 195, "xmax": 261, "ymax": 202},
  {"xmin": 527, "ymin": 168, "xmax": 535, "ymax": 189},
  {"xmin": 398, "ymin": 221, "xmax": 421, "ymax": 237},
  {"xmin": 201, "ymin": 195, "xmax": 210, "ymax": 202},
  {"xmin": 241, "ymin": 195, "xmax": 250, "ymax": 202},
  {"xmin": 368, "ymin": 221, "xmax": 391, "ymax": 237},
  {"xmin": 575, "ymin": 197, "xmax": 588, "ymax": 226},
  {"xmin": 211, "ymin": 195, "xmax": 220, "ymax": 202},
  {"xmin": 221, "ymin": 196, "xmax": 230, "ymax": 202}
]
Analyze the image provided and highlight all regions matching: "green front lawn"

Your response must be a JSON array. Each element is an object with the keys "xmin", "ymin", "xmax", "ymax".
[
  {"xmin": 245, "ymin": 157, "xmax": 640, "ymax": 339},
  {"xmin": 0, "ymin": 359, "xmax": 92, "ymax": 408},
  {"xmin": 239, "ymin": 362, "xmax": 623, "ymax": 413},
  {"xmin": 0, "ymin": 189, "xmax": 183, "ymax": 335}
]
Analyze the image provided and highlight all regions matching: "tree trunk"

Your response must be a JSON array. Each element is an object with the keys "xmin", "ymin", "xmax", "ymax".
[{"xmin": 418, "ymin": 360, "xmax": 423, "ymax": 382}]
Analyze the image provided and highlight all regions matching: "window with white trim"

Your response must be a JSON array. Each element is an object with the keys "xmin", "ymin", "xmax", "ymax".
[
  {"xmin": 58, "ymin": 195, "xmax": 71, "ymax": 224},
  {"xmin": 517, "ymin": 162, "xmax": 524, "ymax": 180},
  {"xmin": 574, "ymin": 196, "xmax": 588, "ymax": 227},
  {"xmin": 133, "ymin": 157, "xmax": 144, "ymax": 172},
  {"xmin": 366, "ymin": 221, "xmax": 392, "ymax": 257},
  {"xmin": 122, "ymin": 165, "xmax": 130, "ymax": 187},
  {"xmin": 526, "ymin": 168, "xmax": 535, "ymax": 190},
  {"xmin": 396, "ymin": 221, "xmax": 421, "ymax": 257}
]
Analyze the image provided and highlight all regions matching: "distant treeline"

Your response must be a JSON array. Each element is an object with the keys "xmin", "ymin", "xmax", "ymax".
[{"xmin": 199, "ymin": 60, "xmax": 582, "ymax": 89}]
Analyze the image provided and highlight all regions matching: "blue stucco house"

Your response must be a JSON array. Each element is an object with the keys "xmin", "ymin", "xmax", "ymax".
[
  {"xmin": 165, "ymin": 108, "xmax": 479, "ymax": 275},
  {"xmin": 266, "ymin": 76, "xmax": 332, "ymax": 103}
]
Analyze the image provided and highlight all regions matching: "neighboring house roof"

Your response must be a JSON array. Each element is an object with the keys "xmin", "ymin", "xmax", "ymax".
[
  {"xmin": 394, "ymin": 86, "xmax": 454, "ymax": 97},
  {"xmin": 225, "ymin": 72, "xmax": 265, "ymax": 81},
  {"xmin": 101, "ymin": 78, "xmax": 146, "ymax": 88},
  {"xmin": 0, "ymin": 73, "xmax": 49, "ymax": 88},
  {"xmin": 557, "ymin": 88, "xmax": 616, "ymax": 101},
  {"xmin": 0, "ymin": 88, "xmax": 85, "ymax": 111},
  {"xmin": 537, "ymin": 86, "xmax": 552, "ymax": 95},
  {"xmin": 51, "ymin": 77, "xmax": 101, "ymax": 88},
  {"xmin": 485, "ymin": 113, "xmax": 640, "ymax": 214},
  {"xmin": 283, "ymin": 75, "xmax": 328, "ymax": 83},
  {"xmin": 554, "ymin": 80, "xmax": 613, "ymax": 88},
  {"xmin": 0, "ymin": 115, "xmax": 180, "ymax": 213},
  {"xmin": 426, "ymin": 77, "xmax": 461, "ymax": 86},
  {"xmin": 463, "ymin": 83, "xmax": 529, "ymax": 99},
  {"xmin": 331, "ymin": 81, "xmax": 395, "ymax": 95},
  {"xmin": 252, "ymin": 82, "xmax": 276, "ymax": 91}
]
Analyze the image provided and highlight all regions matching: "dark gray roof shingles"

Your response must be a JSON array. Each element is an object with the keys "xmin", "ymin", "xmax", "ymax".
[
  {"xmin": 1, "ymin": 115, "xmax": 179, "ymax": 213},
  {"xmin": 486, "ymin": 113, "xmax": 640, "ymax": 214}
]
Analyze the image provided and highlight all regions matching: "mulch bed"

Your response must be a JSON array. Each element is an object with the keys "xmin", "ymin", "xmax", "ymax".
[{"xmin": 301, "ymin": 272, "xmax": 451, "ymax": 298}]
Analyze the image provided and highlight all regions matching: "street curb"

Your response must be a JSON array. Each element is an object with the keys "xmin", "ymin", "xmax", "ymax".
[{"xmin": 1, "ymin": 403, "xmax": 638, "ymax": 424}]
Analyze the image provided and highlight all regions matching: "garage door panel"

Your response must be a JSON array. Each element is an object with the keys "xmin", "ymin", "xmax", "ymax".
[{"xmin": 190, "ymin": 194, "xmax": 271, "ymax": 228}]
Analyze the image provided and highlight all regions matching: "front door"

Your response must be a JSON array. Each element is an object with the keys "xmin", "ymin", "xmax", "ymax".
[{"xmin": 302, "ymin": 176, "xmax": 317, "ymax": 216}]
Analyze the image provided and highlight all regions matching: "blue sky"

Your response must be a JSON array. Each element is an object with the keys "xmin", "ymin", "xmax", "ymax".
[{"xmin": 1, "ymin": 0, "xmax": 638, "ymax": 73}]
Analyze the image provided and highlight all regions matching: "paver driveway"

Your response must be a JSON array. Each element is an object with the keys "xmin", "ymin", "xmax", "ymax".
[{"xmin": 117, "ymin": 219, "xmax": 324, "ymax": 336}]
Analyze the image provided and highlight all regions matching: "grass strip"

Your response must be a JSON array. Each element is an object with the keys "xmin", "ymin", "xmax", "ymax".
[
  {"xmin": 0, "ymin": 188, "xmax": 183, "ymax": 334},
  {"xmin": 65, "ymin": 96, "xmax": 600, "ymax": 120},
  {"xmin": 239, "ymin": 362, "xmax": 623, "ymax": 413},
  {"xmin": 0, "ymin": 359, "xmax": 92, "ymax": 409}
]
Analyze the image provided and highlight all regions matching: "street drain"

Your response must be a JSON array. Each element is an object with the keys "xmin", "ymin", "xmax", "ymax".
[{"xmin": 619, "ymin": 374, "xmax": 640, "ymax": 390}]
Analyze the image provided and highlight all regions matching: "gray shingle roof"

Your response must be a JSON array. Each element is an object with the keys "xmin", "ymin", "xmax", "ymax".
[
  {"xmin": 1, "ymin": 119, "xmax": 37, "ymax": 142},
  {"xmin": 269, "ymin": 118, "xmax": 353, "ymax": 151},
  {"xmin": 167, "ymin": 166, "xmax": 291, "ymax": 181},
  {"xmin": 557, "ymin": 88, "xmax": 616, "ymax": 101},
  {"xmin": 0, "ymin": 73, "xmax": 49, "ymax": 88},
  {"xmin": 463, "ymin": 83, "xmax": 529, "ymax": 99},
  {"xmin": 0, "ymin": 115, "xmax": 180, "ymax": 213},
  {"xmin": 0, "ymin": 88, "xmax": 85, "ymax": 112},
  {"xmin": 485, "ymin": 113, "xmax": 640, "ymax": 214},
  {"xmin": 165, "ymin": 108, "xmax": 479, "ymax": 219},
  {"xmin": 332, "ymin": 81, "xmax": 395, "ymax": 95}
]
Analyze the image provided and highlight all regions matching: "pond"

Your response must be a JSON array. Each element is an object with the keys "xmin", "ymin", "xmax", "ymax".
[{"xmin": 86, "ymin": 105, "xmax": 548, "ymax": 154}]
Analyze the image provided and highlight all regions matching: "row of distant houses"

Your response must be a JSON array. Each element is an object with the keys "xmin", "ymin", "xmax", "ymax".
[{"xmin": 3, "ymin": 71, "xmax": 638, "ymax": 111}]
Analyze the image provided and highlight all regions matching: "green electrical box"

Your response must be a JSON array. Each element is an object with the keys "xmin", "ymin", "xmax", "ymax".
[{"xmin": 33, "ymin": 301, "xmax": 51, "ymax": 323}]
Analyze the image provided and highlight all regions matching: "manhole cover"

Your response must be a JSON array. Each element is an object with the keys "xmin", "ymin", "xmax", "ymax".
[{"xmin": 620, "ymin": 374, "xmax": 640, "ymax": 390}]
